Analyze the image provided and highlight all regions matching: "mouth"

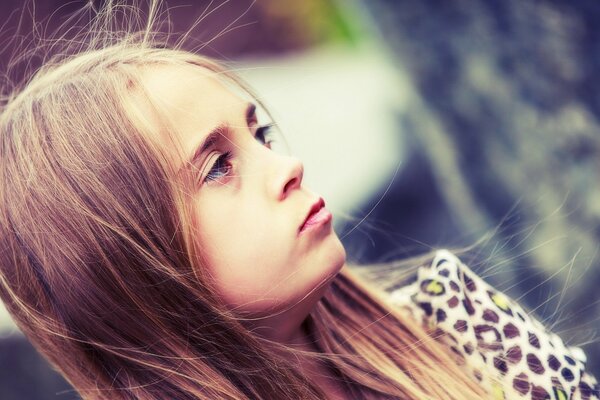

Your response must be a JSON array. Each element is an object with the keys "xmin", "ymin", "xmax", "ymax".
[{"xmin": 299, "ymin": 197, "xmax": 332, "ymax": 233}]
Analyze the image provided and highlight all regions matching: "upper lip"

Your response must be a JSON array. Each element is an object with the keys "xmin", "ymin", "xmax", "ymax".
[{"xmin": 300, "ymin": 197, "xmax": 325, "ymax": 231}]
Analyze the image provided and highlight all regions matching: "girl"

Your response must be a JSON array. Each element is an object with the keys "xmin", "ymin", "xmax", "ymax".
[{"xmin": 0, "ymin": 2, "xmax": 597, "ymax": 399}]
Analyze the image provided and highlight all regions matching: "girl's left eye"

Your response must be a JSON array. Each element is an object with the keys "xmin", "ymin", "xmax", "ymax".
[
  {"xmin": 255, "ymin": 124, "xmax": 275, "ymax": 149},
  {"xmin": 203, "ymin": 151, "xmax": 233, "ymax": 184}
]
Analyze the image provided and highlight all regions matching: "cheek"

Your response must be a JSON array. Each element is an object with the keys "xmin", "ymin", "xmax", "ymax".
[
  {"xmin": 192, "ymin": 194, "xmax": 346, "ymax": 315},
  {"xmin": 198, "ymin": 200, "xmax": 288, "ymax": 267},
  {"xmin": 194, "ymin": 198, "xmax": 298, "ymax": 311}
]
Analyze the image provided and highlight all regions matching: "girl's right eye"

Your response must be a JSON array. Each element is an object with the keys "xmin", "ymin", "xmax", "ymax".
[
  {"xmin": 255, "ymin": 124, "xmax": 275, "ymax": 149},
  {"xmin": 202, "ymin": 151, "xmax": 233, "ymax": 185}
]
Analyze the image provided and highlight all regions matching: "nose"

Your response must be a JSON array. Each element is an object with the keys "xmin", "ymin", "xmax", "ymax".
[{"xmin": 271, "ymin": 154, "xmax": 304, "ymax": 201}]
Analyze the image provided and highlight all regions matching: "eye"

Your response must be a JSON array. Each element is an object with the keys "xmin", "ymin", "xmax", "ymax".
[
  {"xmin": 203, "ymin": 151, "xmax": 233, "ymax": 184},
  {"xmin": 255, "ymin": 124, "xmax": 275, "ymax": 149}
]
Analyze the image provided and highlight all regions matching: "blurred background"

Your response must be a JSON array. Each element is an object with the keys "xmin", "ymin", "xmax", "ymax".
[{"xmin": 1, "ymin": 0, "xmax": 599, "ymax": 398}]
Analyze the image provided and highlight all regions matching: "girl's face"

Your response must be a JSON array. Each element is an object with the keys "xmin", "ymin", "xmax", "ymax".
[{"xmin": 142, "ymin": 65, "xmax": 346, "ymax": 319}]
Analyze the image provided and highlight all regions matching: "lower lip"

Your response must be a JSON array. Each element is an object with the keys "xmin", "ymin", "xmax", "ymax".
[{"xmin": 300, "ymin": 208, "xmax": 332, "ymax": 233}]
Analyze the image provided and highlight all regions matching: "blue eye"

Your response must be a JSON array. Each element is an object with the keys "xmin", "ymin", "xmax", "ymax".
[
  {"xmin": 255, "ymin": 124, "xmax": 275, "ymax": 149},
  {"xmin": 204, "ymin": 151, "xmax": 232, "ymax": 184}
]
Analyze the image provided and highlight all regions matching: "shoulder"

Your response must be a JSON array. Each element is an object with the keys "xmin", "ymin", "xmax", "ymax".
[{"xmin": 389, "ymin": 249, "xmax": 599, "ymax": 400}]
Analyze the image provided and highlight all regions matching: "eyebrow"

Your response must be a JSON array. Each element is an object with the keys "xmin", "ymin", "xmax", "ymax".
[{"xmin": 184, "ymin": 102, "xmax": 257, "ymax": 170}]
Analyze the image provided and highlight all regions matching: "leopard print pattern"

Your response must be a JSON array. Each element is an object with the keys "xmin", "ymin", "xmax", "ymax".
[{"xmin": 388, "ymin": 250, "xmax": 599, "ymax": 399}]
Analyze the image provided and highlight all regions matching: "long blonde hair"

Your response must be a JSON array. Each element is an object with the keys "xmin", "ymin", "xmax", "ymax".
[{"xmin": 0, "ymin": 3, "xmax": 487, "ymax": 399}]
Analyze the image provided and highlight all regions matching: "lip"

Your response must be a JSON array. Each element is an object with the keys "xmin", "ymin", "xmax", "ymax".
[{"xmin": 299, "ymin": 197, "xmax": 332, "ymax": 233}]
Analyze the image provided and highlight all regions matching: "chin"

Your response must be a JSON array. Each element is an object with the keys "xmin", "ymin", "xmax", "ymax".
[{"xmin": 324, "ymin": 235, "xmax": 347, "ymax": 278}]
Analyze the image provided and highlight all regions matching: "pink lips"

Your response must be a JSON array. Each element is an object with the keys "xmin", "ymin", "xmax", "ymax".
[{"xmin": 299, "ymin": 198, "xmax": 332, "ymax": 233}]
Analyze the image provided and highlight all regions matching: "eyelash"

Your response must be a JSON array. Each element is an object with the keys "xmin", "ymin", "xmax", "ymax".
[
  {"xmin": 203, "ymin": 151, "xmax": 233, "ymax": 184},
  {"xmin": 201, "ymin": 124, "xmax": 274, "ymax": 186},
  {"xmin": 255, "ymin": 124, "xmax": 274, "ymax": 148}
]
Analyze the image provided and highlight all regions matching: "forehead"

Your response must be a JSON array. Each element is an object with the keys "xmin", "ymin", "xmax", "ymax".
[{"xmin": 139, "ymin": 64, "xmax": 247, "ymax": 162}]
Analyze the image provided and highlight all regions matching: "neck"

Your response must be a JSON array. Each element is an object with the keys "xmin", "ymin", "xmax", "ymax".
[
  {"xmin": 248, "ymin": 296, "xmax": 349, "ymax": 400},
  {"xmin": 248, "ymin": 279, "xmax": 330, "ymax": 348},
  {"xmin": 249, "ymin": 300, "xmax": 318, "ymax": 349}
]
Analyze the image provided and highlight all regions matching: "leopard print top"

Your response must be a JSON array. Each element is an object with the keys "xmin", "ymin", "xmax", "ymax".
[{"xmin": 388, "ymin": 250, "xmax": 599, "ymax": 400}]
